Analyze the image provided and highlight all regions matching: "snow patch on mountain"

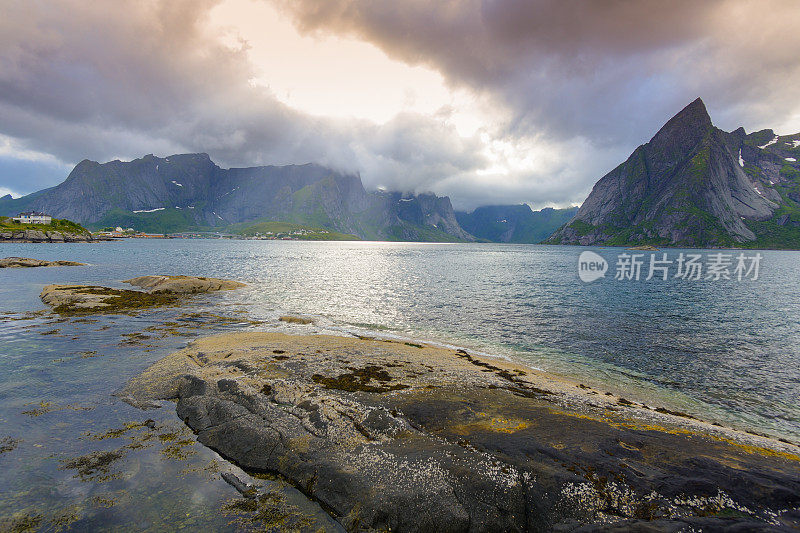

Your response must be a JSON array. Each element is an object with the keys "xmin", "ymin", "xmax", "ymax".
[{"xmin": 758, "ymin": 136, "xmax": 778, "ymax": 149}]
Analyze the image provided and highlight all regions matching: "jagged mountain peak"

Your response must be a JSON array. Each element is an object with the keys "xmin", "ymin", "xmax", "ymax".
[
  {"xmin": 660, "ymin": 98, "xmax": 710, "ymax": 132},
  {"xmin": 648, "ymin": 98, "xmax": 713, "ymax": 155},
  {"xmin": 547, "ymin": 97, "xmax": 795, "ymax": 248}
]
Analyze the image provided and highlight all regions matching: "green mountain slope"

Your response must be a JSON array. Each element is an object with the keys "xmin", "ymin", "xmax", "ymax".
[{"xmin": 0, "ymin": 155, "xmax": 475, "ymax": 242}]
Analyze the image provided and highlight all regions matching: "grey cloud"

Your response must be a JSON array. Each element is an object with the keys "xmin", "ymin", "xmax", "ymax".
[
  {"xmin": 273, "ymin": 0, "xmax": 800, "ymax": 145},
  {"xmin": 354, "ymin": 112, "xmax": 487, "ymax": 190},
  {"xmin": 0, "ymin": 0, "xmax": 485, "ymax": 204},
  {"xmin": 0, "ymin": 155, "xmax": 71, "ymax": 196}
]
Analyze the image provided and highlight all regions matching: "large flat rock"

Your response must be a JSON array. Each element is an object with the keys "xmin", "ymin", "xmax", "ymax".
[
  {"xmin": 0, "ymin": 257, "xmax": 86, "ymax": 268},
  {"xmin": 40, "ymin": 284, "xmax": 179, "ymax": 314},
  {"xmin": 40, "ymin": 275, "xmax": 245, "ymax": 314},
  {"xmin": 124, "ymin": 275, "xmax": 246, "ymax": 294},
  {"xmin": 123, "ymin": 332, "xmax": 800, "ymax": 532}
]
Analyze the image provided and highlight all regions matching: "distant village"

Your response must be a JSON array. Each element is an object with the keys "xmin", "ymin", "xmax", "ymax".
[
  {"xmin": 94, "ymin": 226, "xmax": 171, "ymax": 239},
  {"xmin": 9, "ymin": 211, "xmax": 336, "ymax": 240}
]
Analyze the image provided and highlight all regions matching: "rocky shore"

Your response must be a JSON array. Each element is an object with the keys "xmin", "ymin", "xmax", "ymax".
[
  {"xmin": 0, "ymin": 229, "xmax": 97, "ymax": 243},
  {"xmin": 0, "ymin": 257, "xmax": 87, "ymax": 268},
  {"xmin": 123, "ymin": 331, "xmax": 800, "ymax": 532}
]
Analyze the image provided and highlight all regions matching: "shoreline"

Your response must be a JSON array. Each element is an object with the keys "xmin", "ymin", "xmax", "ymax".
[
  {"xmin": 123, "ymin": 329, "xmax": 800, "ymax": 458},
  {"xmin": 278, "ymin": 319, "xmax": 800, "ymax": 446},
  {"xmin": 122, "ymin": 330, "xmax": 800, "ymax": 531}
]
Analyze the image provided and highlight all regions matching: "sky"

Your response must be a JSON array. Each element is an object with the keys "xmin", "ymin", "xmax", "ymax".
[{"xmin": 1, "ymin": 0, "xmax": 799, "ymax": 209}]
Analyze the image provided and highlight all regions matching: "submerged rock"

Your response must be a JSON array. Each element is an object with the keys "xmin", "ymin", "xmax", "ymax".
[
  {"xmin": 124, "ymin": 275, "xmax": 246, "ymax": 294},
  {"xmin": 279, "ymin": 315, "xmax": 315, "ymax": 325},
  {"xmin": 124, "ymin": 332, "xmax": 800, "ymax": 532},
  {"xmin": 0, "ymin": 257, "xmax": 87, "ymax": 268}
]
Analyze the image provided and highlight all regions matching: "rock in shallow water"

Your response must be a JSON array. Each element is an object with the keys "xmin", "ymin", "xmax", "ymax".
[
  {"xmin": 0, "ymin": 257, "xmax": 86, "ymax": 268},
  {"xmin": 39, "ymin": 275, "xmax": 245, "ymax": 314},
  {"xmin": 124, "ymin": 275, "xmax": 246, "ymax": 294},
  {"xmin": 40, "ymin": 285, "xmax": 179, "ymax": 314},
  {"xmin": 122, "ymin": 332, "xmax": 800, "ymax": 532}
]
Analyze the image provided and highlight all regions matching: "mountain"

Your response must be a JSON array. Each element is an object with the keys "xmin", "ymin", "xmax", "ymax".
[
  {"xmin": 547, "ymin": 98, "xmax": 800, "ymax": 248},
  {"xmin": 0, "ymin": 154, "xmax": 474, "ymax": 242},
  {"xmin": 456, "ymin": 205, "xmax": 578, "ymax": 243}
]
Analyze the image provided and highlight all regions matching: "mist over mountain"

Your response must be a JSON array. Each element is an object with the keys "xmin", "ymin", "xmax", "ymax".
[
  {"xmin": 7, "ymin": 97, "xmax": 799, "ymax": 248},
  {"xmin": 0, "ymin": 153, "xmax": 554, "ymax": 242}
]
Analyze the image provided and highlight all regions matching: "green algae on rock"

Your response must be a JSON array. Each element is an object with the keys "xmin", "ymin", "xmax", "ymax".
[
  {"xmin": 39, "ymin": 275, "xmax": 246, "ymax": 315},
  {"xmin": 40, "ymin": 285, "xmax": 180, "ymax": 315},
  {"xmin": 0, "ymin": 437, "xmax": 19, "ymax": 455},
  {"xmin": 123, "ymin": 332, "xmax": 800, "ymax": 532},
  {"xmin": 60, "ymin": 450, "xmax": 127, "ymax": 483}
]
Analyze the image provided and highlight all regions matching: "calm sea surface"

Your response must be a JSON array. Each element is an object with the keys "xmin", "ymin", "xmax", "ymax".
[{"xmin": 1, "ymin": 239, "xmax": 798, "ymax": 530}]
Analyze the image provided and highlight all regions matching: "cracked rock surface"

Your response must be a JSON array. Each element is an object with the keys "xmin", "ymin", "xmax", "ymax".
[{"xmin": 123, "ymin": 332, "xmax": 800, "ymax": 532}]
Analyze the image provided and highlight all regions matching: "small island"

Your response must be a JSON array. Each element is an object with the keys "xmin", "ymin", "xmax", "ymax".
[{"xmin": 0, "ymin": 213, "xmax": 96, "ymax": 243}]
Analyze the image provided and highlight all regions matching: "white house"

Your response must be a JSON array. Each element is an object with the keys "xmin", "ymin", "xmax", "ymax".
[{"xmin": 12, "ymin": 212, "xmax": 52, "ymax": 224}]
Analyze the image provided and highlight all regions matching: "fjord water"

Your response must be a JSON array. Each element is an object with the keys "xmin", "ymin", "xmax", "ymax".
[{"xmin": 1, "ymin": 239, "xmax": 799, "ymax": 529}]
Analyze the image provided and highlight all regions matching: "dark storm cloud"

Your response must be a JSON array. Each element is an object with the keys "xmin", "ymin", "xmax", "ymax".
[{"xmin": 274, "ymin": 0, "xmax": 800, "ymax": 144}]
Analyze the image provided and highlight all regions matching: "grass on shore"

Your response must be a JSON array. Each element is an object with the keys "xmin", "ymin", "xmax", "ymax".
[{"xmin": 0, "ymin": 216, "xmax": 91, "ymax": 235}]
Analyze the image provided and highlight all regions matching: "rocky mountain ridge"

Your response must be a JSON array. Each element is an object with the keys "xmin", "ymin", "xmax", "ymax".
[
  {"xmin": 0, "ymin": 154, "xmax": 565, "ymax": 242},
  {"xmin": 547, "ymin": 98, "xmax": 800, "ymax": 248},
  {"xmin": 0, "ymin": 154, "xmax": 472, "ymax": 241}
]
